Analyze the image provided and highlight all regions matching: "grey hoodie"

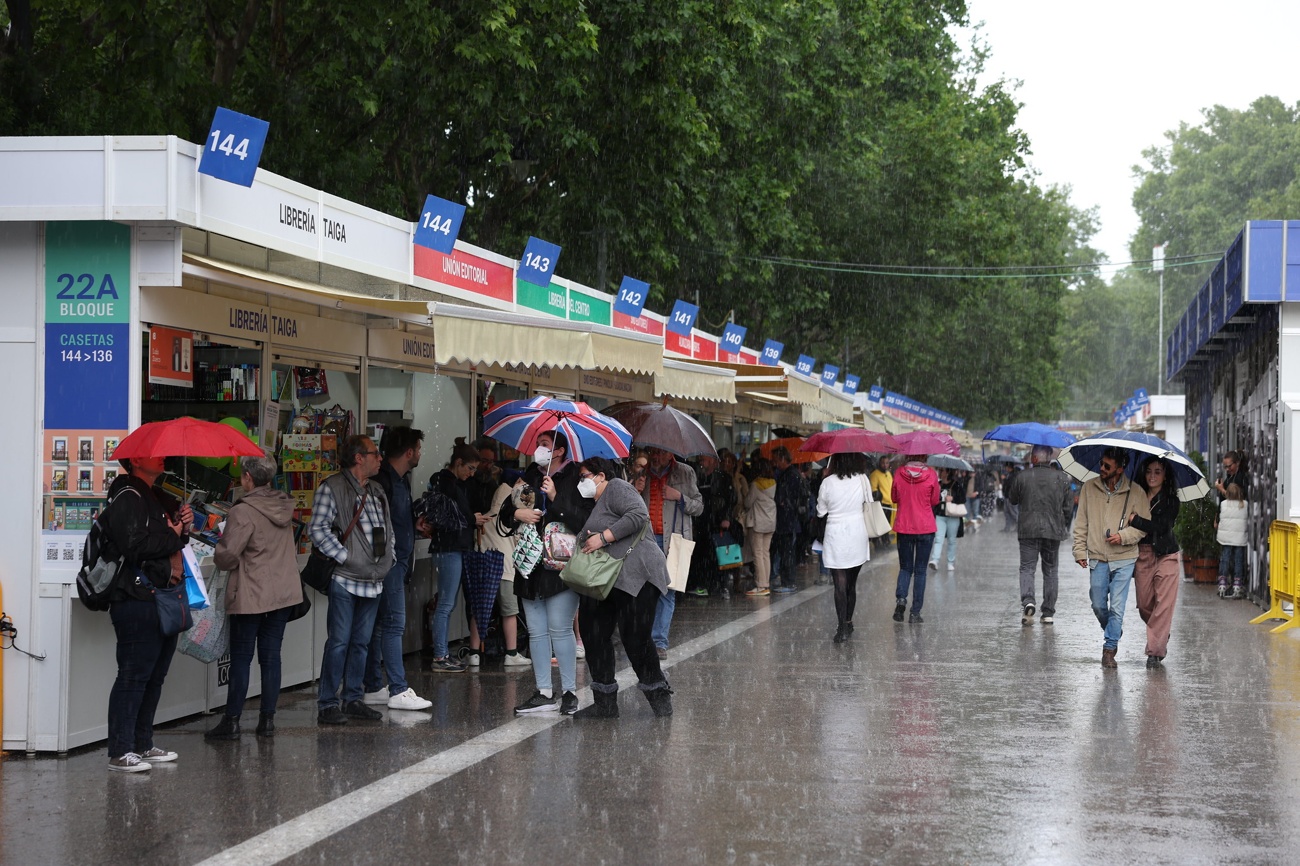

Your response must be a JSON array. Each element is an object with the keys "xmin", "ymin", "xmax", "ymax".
[{"xmin": 214, "ymin": 485, "xmax": 304, "ymax": 615}]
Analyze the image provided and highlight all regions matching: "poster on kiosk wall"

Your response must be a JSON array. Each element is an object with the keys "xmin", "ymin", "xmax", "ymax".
[{"xmin": 148, "ymin": 325, "xmax": 194, "ymax": 388}]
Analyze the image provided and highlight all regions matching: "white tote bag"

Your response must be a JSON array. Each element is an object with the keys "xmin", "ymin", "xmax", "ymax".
[{"xmin": 665, "ymin": 532, "xmax": 695, "ymax": 592}]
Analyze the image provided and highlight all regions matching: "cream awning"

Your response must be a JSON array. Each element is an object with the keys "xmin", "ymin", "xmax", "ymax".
[
  {"xmin": 785, "ymin": 371, "xmax": 823, "ymax": 409},
  {"xmin": 655, "ymin": 358, "xmax": 737, "ymax": 403},
  {"xmin": 857, "ymin": 410, "xmax": 888, "ymax": 433},
  {"xmin": 183, "ymin": 254, "xmax": 434, "ymax": 322},
  {"xmin": 430, "ymin": 303, "xmax": 663, "ymax": 375},
  {"xmin": 820, "ymin": 387, "xmax": 855, "ymax": 423}
]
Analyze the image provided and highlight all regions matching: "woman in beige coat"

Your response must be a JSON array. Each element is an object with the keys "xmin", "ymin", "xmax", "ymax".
[
  {"xmin": 207, "ymin": 453, "xmax": 303, "ymax": 740},
  {"xmin": 743, "ymin": 458, "xmax": 778, "ymax": 596}
]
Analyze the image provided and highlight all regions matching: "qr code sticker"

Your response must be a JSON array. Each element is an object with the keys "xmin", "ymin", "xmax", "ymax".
[
  {"xmin": 63, "ymin": 545, "xmax": 78, "ymax": 561},
  {"xmin": 46, "ymin": 546, "xmax": 59, "ymax": 561}
]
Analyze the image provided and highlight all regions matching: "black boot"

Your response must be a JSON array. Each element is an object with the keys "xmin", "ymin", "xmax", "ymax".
[
  {"xmin": 205, "ymin": 714, "xmax": 241, "ymax": 741},
  {"xmin": 643, "ymin": 684, "xmax": 674, "ymax": 717},
  {"xmin": 574, "ymin": 687, "xmax": 619, "ymax": 719},
  {"xmin": 256, "ymin": 713, "xmax": 275, "ymax": 737},
  {"xmin": 833, "ymin": 624, "xmax": 849, "ymax": 643}
]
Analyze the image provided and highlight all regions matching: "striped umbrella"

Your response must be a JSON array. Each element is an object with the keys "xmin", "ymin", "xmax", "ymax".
[{"xmin": 482, "ymin": 397, "xmax": 632, "ymax": 461}]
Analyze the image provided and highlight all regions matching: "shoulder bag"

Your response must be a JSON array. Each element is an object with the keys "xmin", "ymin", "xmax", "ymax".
[
  {"xmin": 862, "ymin": 477, "xmax": 892, "ymax": 538},
  {"xmin": 301, "ymin": 486, "xmax": 367, "ymax": 594},
  {"xmin": 561, "ymin": 522, "xmax": 650, "ymax": 600}
]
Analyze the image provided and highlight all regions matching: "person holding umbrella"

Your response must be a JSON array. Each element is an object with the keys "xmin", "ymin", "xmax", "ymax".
[
  {"xmin": 102, "ymin": 454, "xmax": 194, "ymax": 772},
  {"xmin": 504, "ymin": 430, "xmax": 592, "ymax": 715},
  {"xmin": 635, "ymin": 446, "xmax": 703, "ymax": 658},
  {"xmin": 1006, "ymin": 445, "xmax": 1074, "ymax": 626},
  {"xmin": 816, "ymin": 452, "xmax": 872, "ymax": 642},
  {"xmin": 1072, "ymin": 447, "xmax": 1151, "ymax": 669},
  {"xmin": 891, "ymin": 454, "xmax": 939, "ymax": 623},
  {"xmin": 1127, "ymin": 456, "xmax": 1182, "ymax": 668}
]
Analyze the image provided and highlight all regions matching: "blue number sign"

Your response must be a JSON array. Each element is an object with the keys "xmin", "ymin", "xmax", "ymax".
[
  {"xmin": 614, "ymin": 276, "xmax": 649, "ymax": 318},
  {"xmin": 198, "ymin": 107, "xmax": 270, "ymax": 187},
  {"xmin": 844, "ymin": 375, "xmax": 860, "ymax": 395},
  {"xmin": 868, "ymin": 385, "xmax": 884, "ymax": 402},
  {"xmin": 720, "ymin": 323, "xmax": 747, "ymax": 354},
  {"xmin": 760, "ymin": 339, "xmax": 783, "ymax": 366},
  {"xmin": 820, "ymin": 364, "xmax": 840, "ymax": 386},
  {"xmin": 413, "ymin": 194, "xmax": 466, "ymax": 254},
  {"xmin": 667, "ymin": 300, "xmax": 699, "ymax": 336},
  {"xmin": 518, "ymin": 236, "xmax": 562, "ymax": 287},
  {"xmin": 795, "ymin": 355, "xmax": 815, "ymax": 377}
]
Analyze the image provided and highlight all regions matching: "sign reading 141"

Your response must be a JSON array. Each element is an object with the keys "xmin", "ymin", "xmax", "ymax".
[
  {"xmin": 198, "ymin": 107, "xmax": 270, "ymax": 188},
  {"xmin": 666, "ymin": 300, "xmax": 699, "ymax": 336},
  {"xmin": 413, "ymin": 194, "xmax": 467, "ymax": 255}
]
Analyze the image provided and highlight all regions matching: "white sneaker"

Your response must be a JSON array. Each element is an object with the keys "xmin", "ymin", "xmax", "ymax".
[
  {"xmin": 575, "ymin": 641, "xmax": 586, "ymax": 659},
  {"xmin": 387, "ymin": 688, "xmax": 433, "ymax": 711},
  {"xmin": 946, "ymin": 563, "xmax": 954, "ymax": 572},
  {"xmin": 503, "ymin": 652, "xmax": 531, "ymax": 667},
  {"xmin": 139, "ymin": 747, "xmax": 177, "ymax": 763},
  {"xmin": 363, "ymin": 688, "xmax": 390, "ymax": 705},
  {"xmin": 108, "ymin": 752, "xmax": 151, "ymax": 773}
]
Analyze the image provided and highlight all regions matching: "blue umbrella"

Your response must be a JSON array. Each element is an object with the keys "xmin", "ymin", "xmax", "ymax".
[
  {"xmin": 983, "ymin": 422, "xmax": 1075, "ymax": 448},
  {"xmin": 1058, "ymin": 430, "xmax": 1210, "ymax": 501}
]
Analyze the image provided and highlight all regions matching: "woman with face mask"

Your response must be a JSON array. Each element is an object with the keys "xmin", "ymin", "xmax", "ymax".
[
  {"xmin": 569, "ymin": 456, "xmax": 673, "ymax": 718},
  {"xmin": 500, "ymin": 430, "xmax": 593, "ymax": 715},
  {"xmin": 426, "ymin": 442, "xmax": 489, "ymax": 672}
]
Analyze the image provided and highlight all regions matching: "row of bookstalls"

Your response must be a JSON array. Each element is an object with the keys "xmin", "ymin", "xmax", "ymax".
[{"xmin": 0, "ymin": 135, "xmax": 879, "ymax": 752}]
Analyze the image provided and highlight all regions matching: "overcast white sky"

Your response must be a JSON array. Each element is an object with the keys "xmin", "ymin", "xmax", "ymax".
[{"xmin": 958, "ymin": 1, "xmax": 1300, "ymax": 268}]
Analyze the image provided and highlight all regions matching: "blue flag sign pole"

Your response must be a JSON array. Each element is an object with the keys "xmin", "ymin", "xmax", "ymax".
[
  {"xmin": 760, "ymin": 340, "xmax": 783, "ymax": 366},
  {"xmin": 197, "ymin": 107, "xmax": 270, "ymax": 187},
  {"xmin": 517, "ymin": 236, "xmax": 562, "ymax": 287},
  {"xmin": 413, "ymin": 194, "xmax": 467, "ymax": 254},
  {"xmin": 666, "ymin": 300, "xmax": 699, "ymax": 336},
  {"xmin": 614, "ymin": 277, "xmax": 650, "ymax": 318}
]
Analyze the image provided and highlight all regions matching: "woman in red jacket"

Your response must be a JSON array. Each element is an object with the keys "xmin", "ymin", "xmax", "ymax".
[{"xmin": 891, "ymin": 455, "xmax": 940, "ymax": 623}]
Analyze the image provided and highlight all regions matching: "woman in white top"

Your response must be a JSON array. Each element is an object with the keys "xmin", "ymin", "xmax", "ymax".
[{"xmin": 816, "ymin": 452, "xmax": 872, "ymax": 643}]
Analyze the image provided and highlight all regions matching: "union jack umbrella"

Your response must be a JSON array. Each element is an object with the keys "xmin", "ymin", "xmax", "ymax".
[{"xmin": 482, "ymin": 397, "xmax": 632, "ymax": 462}]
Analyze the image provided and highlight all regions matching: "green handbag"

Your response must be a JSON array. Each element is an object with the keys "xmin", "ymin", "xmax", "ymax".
[{"xmin": 560, "ymin": 523, "xmax": 650, "ymax": 600}]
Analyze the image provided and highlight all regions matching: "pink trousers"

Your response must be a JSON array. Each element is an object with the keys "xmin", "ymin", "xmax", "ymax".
[{"xmin": 1135, "ymin": 546, "xmax": 1181, "ymax": 658}]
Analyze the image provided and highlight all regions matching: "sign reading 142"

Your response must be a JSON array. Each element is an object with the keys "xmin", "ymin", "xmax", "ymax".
[
  {"xmin": 614, "ymin": 276, "xmax": 650, "ymax": 318},
  {"xmin": 198, "ymin": 107, "xmax": 270, "ymax": 188}
]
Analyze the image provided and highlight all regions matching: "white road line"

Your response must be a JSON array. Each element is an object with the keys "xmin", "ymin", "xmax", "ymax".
[{"xmin": 192, "ymin": 586, "xmax": 830, "ymax": 866}]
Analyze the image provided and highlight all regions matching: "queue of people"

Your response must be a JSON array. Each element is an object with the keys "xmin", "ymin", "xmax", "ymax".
[{"xmin": 98, "ymin": 419, "xmax": 1252, "ymax": 771}]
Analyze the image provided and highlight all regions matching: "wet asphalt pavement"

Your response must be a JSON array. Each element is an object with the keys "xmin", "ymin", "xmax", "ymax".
[{"xmin": 4, "ymin": 522, "xmax": 1300, "ymax": 865}]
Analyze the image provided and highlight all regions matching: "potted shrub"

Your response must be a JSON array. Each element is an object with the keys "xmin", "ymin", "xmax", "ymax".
[{"xmin": 1174, "ymin": 451, "xmax": 1221, "ymax": 582}]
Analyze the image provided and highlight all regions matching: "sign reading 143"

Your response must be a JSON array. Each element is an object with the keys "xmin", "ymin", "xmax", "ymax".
[
  {"xmin": 413, "ymin": 194, "xmax": 467, "ymax": 254},
  {"xmin": 198, "ymin": 107, "xmax": 270, "ymax": 188},
  {"xmin": 517, "ymin": 237, "xmax": 562, "ymax": 287}
]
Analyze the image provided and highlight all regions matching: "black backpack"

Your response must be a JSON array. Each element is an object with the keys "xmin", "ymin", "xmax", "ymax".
[{"xmin": 75, "ymin": 487, "xmax": 139, "ymax": 611}]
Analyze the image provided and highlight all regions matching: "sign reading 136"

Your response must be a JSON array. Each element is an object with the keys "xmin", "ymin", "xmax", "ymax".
[
  {"xmin": 413, "ymin": 194, "xmax": 467, "ymax": 254},
  {"xmin": 197, "ymin": 107, "xmax": 270, "ymax": 188}
]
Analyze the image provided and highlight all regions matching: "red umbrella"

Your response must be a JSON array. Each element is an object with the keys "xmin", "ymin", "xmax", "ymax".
[
  {"xmin": 893, "ymin": 430, "xmax": 961, "ymax": 457},
  {"xmin": 802, "ymin": 428, "xmax": 900, "ymax": 454},
  {"xmin": 113, "ymin": 417, "xmax": 264, "ymax": 460}
]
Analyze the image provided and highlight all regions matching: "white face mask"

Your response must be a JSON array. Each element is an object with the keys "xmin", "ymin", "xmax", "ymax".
[
  {"xmin": 577, "ymin": 477, "xmax": 599, "ymax": 499},
  {"xmin": 533, "ymin": 445, "xmax": 553, "ymax": 466}
]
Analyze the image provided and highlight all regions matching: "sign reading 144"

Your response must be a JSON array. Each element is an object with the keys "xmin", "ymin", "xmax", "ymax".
[
  {"xmin": 198, "ymin": 107, "xmax": 270, "ymax": 188},
  {"xmin": 413, "ymin": 194, "xmax": 467, "ymax": 255}
]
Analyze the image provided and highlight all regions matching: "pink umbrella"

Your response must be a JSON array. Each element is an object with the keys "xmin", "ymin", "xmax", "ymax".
[
  {"xmin": 893, "ymin": 430, "xmax": 961, "ymax": 456},
  {"xmin": 802, "ymin": 428, "xmax": 900, "ymax": 454}
]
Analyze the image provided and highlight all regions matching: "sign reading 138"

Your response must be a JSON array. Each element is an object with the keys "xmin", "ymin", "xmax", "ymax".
[{"xmin": 198, "ymin": 107, "xmax": 270, "ymax": 188}]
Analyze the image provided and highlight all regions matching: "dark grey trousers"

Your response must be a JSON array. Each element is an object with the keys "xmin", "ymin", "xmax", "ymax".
[{"xmin": 1018, "ymin": 537, "xmax": 1059, "ymax": 615}]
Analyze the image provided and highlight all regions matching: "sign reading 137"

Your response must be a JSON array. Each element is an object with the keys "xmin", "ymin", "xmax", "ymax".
[
  {"xmin": 197, "ymin": 107, "xmax": 270, "ymax": 188},
  {"xmin": 413, "ymin": 194, "xmax": 467, "ymax": 254}
]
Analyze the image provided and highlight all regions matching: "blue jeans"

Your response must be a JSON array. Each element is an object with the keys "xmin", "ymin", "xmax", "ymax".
[
  {"xmin": 226, "ymin": 607, "xmax": 290, "ymax": 717},
  {"xmin": 895, "ymin": 533, "xmax": 935, "ymax": 613},
  {"xmin": 652, "ymin": 533, "xmax": 675, "ymax": 648},
  {"xmin": 1219, "ymin": 545, "xmax": 1246, "ymax": 582},
  {"xmin": 929, "ymin": 516, "xmax": 961, "ymax": 565},
  {"xmin": 1089, "ymin": 558, "xmax": 1135, "ymax": 650},
  {"xmin": 430, "ymin": 552, "xmax": 463, "ymax": 659},
  {"xmin": 318, "ymin": 580, "xmax": 380, "ymax": 710},
  {"xmin": 521, "ymin": 590, "xmax": 580, "ymax": 693},
  {"xmin": 364, "ymin": 561, "xmax": 411, "ymax": 695},
  {"xmin": 107, "ymin": 598, "xmax": 178, "ymax": 758}
]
